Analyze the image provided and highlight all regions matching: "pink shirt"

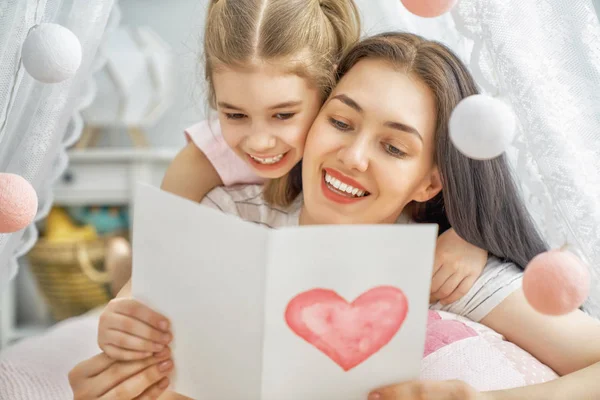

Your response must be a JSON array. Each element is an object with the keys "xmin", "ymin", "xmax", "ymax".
[{"xmin": 184, "ymin": 119, "xmax": 265, "ymax": 186}]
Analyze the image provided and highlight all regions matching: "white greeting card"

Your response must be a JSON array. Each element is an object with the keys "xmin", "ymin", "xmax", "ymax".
[{"xmin": 131, "ymin": 183, "xmax": 437, "ymax": 400}]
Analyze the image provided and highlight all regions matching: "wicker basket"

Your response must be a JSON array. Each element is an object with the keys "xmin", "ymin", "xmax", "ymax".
[{"xmin": 27, "ymin": 237, "xmax": 113, "ymax": 321}]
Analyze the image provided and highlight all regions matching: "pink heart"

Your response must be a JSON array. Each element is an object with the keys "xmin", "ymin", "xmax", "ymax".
[{"xmin": 285, "ymin": 286, "xmax": 409, "ymax": 371}]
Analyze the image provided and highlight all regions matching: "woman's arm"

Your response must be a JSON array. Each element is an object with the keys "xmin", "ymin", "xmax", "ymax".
[
  {"xmin": 372, "ymin": 288, "xmax": 600, "ymax": 400},
  {"xmin": 480, "ymin": 289, "xmax": 600, "ymax": 399}
]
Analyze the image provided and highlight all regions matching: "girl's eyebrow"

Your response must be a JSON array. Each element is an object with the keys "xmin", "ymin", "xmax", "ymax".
[
  {"xmin": 217, "ymin": 100, "xmax": 302, "ymax": 111},
  {"xmin": 217, "ymin": 101, "xmax": 244, "ymax": 111},
  {"xmin": 268, "ymin": 101, "xmax": 302, "ymax": 110}
]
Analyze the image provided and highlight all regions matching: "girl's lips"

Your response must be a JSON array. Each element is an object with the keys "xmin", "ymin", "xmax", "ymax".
[{"xmin": 246, "ymin": 151, "xmax": 291, "ymax": 171}]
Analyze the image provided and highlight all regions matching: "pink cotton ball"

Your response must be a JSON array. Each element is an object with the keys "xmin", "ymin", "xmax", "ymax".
[
  {"xmin": 0, "ymin": 173, "xmax": 38, "ymax": 233},
  {"xmin": 401, "ymin": 0, "xmax": 458, "ymax": 18},
  {"xmin": 523, "ymin": 249, "xmax": 590, "ymax": 316}
]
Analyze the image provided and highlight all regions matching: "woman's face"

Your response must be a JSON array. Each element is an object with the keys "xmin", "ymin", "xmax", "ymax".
[
  {"xmin": 301, "ymin": 58, "xmax": 442, "ymax": 225},
  {"xmin": 212, "ymin": 62, "xmax": 322, "ymax": 179}
]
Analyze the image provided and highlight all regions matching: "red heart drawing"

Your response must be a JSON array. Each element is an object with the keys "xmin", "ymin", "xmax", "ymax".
[{"xmin": 285, "ymin": 286, "xmax": 409, "ymax": 371}]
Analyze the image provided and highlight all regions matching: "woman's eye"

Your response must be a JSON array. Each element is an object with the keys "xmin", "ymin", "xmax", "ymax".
[
  {"xmin": 275, "ymin": 113, "xmax": 295, "ymax": 120},
  {"xmin": 328, "ymin": 117, "xmax": 351, "ymax": 131},
  {"xmin": 225, "ymin": 113, "xmax": 246, "ymax": 120},
  {"xmin": 384, "ymin": 143, "xmax": 406, "ymax": 158}
]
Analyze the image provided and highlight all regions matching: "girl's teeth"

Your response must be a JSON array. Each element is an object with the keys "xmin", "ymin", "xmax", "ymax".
[
  {"xmin": 324, "ymin": 172, "xmax": 368, "ymax": 198},
  {"xmin": 251, "ymin": 153, "xmax": 284, "ymax": 164}
]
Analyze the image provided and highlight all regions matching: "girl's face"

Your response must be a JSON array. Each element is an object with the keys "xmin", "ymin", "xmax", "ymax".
[
  {"xmin": 301, "ymin": 58, "xmax": 442, "ymax": 225},
  {"xmin": 212, "ymin": 62, "xmax": 322, "ymax": 179}
]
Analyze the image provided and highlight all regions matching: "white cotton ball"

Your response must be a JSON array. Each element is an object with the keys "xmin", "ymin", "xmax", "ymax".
[
  {"xmin": 449, "ymin": 94, "xmax": 517, "ymax": 160},
  {"xmin": 21, "ymin": 23, "xmax": 82, "ymax": 84}
]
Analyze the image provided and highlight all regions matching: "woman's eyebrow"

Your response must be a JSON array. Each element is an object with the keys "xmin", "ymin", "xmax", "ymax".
[
  {"xmin": 331, "ymin": 94, "xmax": 363, "ymax": 113},
  {"xmin": 384, "ymin": 121, "xmax": 422, "ymax": 141},
  {"xmin": 331, "ymin": 93, "xmax": 422, "ymax": 141}
]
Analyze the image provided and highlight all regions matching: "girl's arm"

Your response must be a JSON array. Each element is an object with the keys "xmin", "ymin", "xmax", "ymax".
[
  {"xmin": 97, "ymin": 143, "xmax": 223, "ymax": 360},
  {"xmin": 112, "ymin": 142, "xmax": 222, "ymax": 300},
  {"xmin": 160, "ymin": 141, "xmax": 223, "ymax": 202},
  {"xmin": 430, "ymin": 228, "xmax": 488, "ymax": 305}
]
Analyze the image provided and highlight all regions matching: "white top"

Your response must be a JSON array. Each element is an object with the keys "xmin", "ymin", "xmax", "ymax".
[{"xmin": 200, "ymin": 185, "xmax": 524, "ymax": 322}]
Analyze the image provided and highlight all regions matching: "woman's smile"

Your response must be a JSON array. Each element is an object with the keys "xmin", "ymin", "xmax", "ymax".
[{"xmin": 321, "ymin": 168, "xmax": 370, "ymax": 204}]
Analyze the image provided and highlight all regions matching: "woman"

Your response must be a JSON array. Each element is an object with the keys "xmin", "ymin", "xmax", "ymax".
[{"xmin": 70, "ymin": 32, "xmax": 600, "ymax": 399}]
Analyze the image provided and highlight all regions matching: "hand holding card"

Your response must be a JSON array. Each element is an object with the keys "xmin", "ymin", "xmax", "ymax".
[{"xmin": 131, "ymin": 184, "xmax": 437, "ymax": 400}]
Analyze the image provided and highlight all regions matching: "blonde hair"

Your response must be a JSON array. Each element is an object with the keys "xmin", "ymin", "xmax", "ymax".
[{"xmin": 204, "ymin": 0, "xmax": 360, "ymax": 206}]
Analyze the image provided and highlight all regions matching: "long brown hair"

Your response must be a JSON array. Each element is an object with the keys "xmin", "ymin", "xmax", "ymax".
[
  {"xmin": 285, "ymin": 32, "xmax": 547, "ymax": 268},
  {"xmin": 204, "ymin": 0, "xmax": 361, "ymax": 204}
]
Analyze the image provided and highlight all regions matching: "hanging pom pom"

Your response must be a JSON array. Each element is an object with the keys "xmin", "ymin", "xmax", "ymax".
[
  {"xmin": 523, "ymin": 248, "xmax": 590, "ymax": 316},
  {"xmin": 21, "ymin": 23, "xmax": 82, "ymax": 84},
  {"xmin": 401, "ymin": 0, "xmax": 458, "ymax": 18},
  {"xmin": 449, "ymin": 94, "xmax": 517, "ymax": 160},
  {"xmin": 0, "ymin": 173, "xmax": 38, "ymax": 233}
]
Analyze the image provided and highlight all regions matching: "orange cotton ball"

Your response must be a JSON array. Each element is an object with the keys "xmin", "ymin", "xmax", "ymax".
[
  {"xmin": 523, "ymin": 249, "xmax": 590, "ymax": 316},
  {"xmin": 401, "ymin": 0, "xmax": 458, "ymax": 18},
  {"xmin": 0, "ymin": 173, "xmax": 38, "ymax": 233}
]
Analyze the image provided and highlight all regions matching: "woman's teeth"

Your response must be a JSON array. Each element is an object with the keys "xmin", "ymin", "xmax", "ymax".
[
  {"xmin": 324, "ymin": 172, "xmax": 368, "ymax": 197},
  {"xmin": 250, "ymin": 153, "xmax": 285, "ymax": 165}
]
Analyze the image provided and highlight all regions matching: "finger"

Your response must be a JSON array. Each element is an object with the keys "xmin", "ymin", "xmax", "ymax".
[
  {"xmin": 99, "ymin": 359, "xmax": 174, "ymax": 400},
  {"xmin": 429, "ymin": 265, "xmax": 453, "ymax": 295},
  {"xmin": 104, "ymin": 329, "xmax": 166, "ymax": 353},
  {"xmin": 133, "ymin": 377, "xmax": 170, "ymax": 400},
  {"xmin": 69, "ymin": 352, "xmax": 114, "ymax": 382},
  {"xmin": 433, "ymin": 273, "xmax": 464, "ymax": 302},
  {"xmin": 371, "ymin": 379, "xmax": 476, "ymax": 400},
  {"xmin": 111, "ymin": 299, "xmax": 170, "ymax": 332},
  {"xmin": 103, "ymin": 344, "xmax": 153, "ymax": 361},
  {"xmin": 93, "ymin": 348, "xmax": 172, "ymax": 398},
  {"xmin": 440, "ymin": 274, "xmax": 478, "ymax": 305},
  {"xmin": 105, "ymin": 312, "xmax": 172, "ymax": 344}
]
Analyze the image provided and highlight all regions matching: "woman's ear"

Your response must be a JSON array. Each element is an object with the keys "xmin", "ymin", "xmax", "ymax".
[{"xmin": 413, "ymin": 167, "xmax": 442, "ymax": 203}]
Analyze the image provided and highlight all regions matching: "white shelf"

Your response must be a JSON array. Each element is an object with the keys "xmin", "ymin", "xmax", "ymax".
[{"xmin": 2, "ymin": 147, "xmax": 178, "ymax": 348}]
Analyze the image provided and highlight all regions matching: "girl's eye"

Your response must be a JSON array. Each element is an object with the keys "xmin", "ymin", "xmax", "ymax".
[
  {"xmin": 383, "ymin": 143, "xmax": 406, "ymax": 158},
  {"xmin": 225, "ymin": 113, "xmax": 246, "ymax": 120},
  {"xmin": 328, "ymin": 117, "xmax": 351, "ymax": 131},
  {"xmin": 275, "ymin": 113, "xmax": 295, "ymax": 120}
]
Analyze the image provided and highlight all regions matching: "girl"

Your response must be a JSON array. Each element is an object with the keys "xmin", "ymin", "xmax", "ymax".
[
  {"xmin": 99, "ymin": 0, "xmax": 489, "ymax": 362},
  {"xmin": 73, "ymin": 32, "xmax": 600, "ymax": 400}
]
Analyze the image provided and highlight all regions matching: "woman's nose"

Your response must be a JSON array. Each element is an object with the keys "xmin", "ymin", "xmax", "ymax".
[{"xmin": 337, "ymin": 136, "xmax": 369, "ymax": 172}]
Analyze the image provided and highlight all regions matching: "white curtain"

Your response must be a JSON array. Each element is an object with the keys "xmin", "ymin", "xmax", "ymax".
[
  {"xmin": 451, "ymin": 0, "xmax": 600, "ymax": 318},
  {"xmin": 0, "ymin": 0, "xmax": 119, "ymax": 292}
]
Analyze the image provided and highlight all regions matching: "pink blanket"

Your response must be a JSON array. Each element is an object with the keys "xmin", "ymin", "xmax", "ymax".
[{"xmin": 0, "ymin": 310, "xmax": 557, "ymax": 399}]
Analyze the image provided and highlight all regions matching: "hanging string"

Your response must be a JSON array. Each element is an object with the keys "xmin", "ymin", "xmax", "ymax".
[{"xmin": 0, "ymin": 0, "xmax": 44, "ymax": 146}]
